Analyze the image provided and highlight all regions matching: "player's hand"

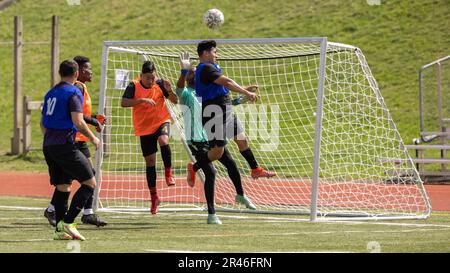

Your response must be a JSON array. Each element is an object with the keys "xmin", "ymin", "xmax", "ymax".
[
  {"xmin": 95, "ymin": 123, "xmax": 103, "ymax": 133},
  {"xmin": 96, "ymin": 114, "xmax": 107, "ymax": 125},
  {"xmin": 245, "ymin": 85, "xmax": 258, "ymax": 93},
  {"xmin": 245, "ymin": 92, "xmax": 258, "ymax": 102},
  {"xmin": 244, "ymin": 85, "xmax": 259, "ymax": 103},
  {"xmin": 92, "ymin": 136, "xmax": 101, "ymax": 150},
  {"xmin": 140, "ymin": 98, "xmax": 156, "ymax": 106},
  {"xmin": 179, "ymin": 52, "xmax": 192, "ymax": 70}
]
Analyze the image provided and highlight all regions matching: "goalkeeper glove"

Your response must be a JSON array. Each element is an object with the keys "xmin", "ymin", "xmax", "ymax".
[{"xmin": 179, "ymin": 51, "xmax": 192, "ymax": 76}]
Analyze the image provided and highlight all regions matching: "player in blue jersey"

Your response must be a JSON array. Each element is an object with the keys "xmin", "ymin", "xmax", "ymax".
[
  {"xmin": 193, "ymin": 40, "xmax": 275, "ymax": 177},
  {"xmin": 178, "ymin": 44, "xmax": 276, "ymax": 222},
  {"xmin": 40, "ymin": 59, "xmax": 100, "ymax": 241},
  {"xmin": 176, "ymin": 53, "xmax": 257, "ymax": 224},
  {"xmin": 44, "ymin": 56, "xmax": 107, "ymax": 228}
]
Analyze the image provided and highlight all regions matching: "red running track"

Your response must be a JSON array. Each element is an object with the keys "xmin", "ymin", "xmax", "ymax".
[{"xmin": 0, "ymin": 171, "xmax": 448, "ymax": 211}]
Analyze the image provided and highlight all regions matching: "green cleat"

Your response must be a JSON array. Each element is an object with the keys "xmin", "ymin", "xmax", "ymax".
[
  {"xmin": 53, "ymin": 231, "xmax": 73, "ymax": 240},
  {"xmin": 57, "ymin": 220, "xmax": 86, "ymax": 241},
  {"xmin": 207, "ymin": 214, "xmax": 222, "ymax": 225},
  {"xmin": 235, "ymin": 194, "xmax": 257, "ymax": 210}
]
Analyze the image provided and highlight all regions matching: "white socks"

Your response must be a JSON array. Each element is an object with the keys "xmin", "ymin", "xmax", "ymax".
[
  {"xmin": 49, "ymin": 204, "xmax": 94, "ymax": 215},
  {"xmin": 47, "ymin": 204, "xmax": 55, "ymax": 212},
  {"xmin": 83, "ymin": 209, "xmax": 94, "ymax": 215}
]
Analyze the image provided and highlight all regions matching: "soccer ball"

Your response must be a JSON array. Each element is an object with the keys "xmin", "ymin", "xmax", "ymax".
[{"xmin": 203, "ymin": 8, "xmax": 224, "ymax": 29}]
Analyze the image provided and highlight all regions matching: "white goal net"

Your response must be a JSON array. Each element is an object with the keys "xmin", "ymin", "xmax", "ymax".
[{"xmin": 94, "ymin": 38, "xmax": 431, "ymax": 220}]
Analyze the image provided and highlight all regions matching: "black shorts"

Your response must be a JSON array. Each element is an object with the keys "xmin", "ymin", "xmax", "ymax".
[
  {"xmin": 43, "ymin": 143, "xmax": 94, "ymax": 186},
  {"xmin": 140, "ymin": 122, "xmax": 171, "ymax": 157},
  {"xmin": 202, "ymin": 95, "xmax": 244, "ymax": 148},
  {"xmin": 188, "ymin": 141, "xmax": 210, "ymax": 161},
  {"xmin": 75, "ymin": 141, "xmax": 90, "ymax": 158}
]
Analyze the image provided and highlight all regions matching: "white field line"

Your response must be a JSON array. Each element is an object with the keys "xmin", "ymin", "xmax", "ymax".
[
  {"xmin": 181, "ymin": 213, "xmax": 450, "ymax": 229},
  {"xmin": 325, "ymin": 220, "xmax": 450, "ymax": 229},
  {"xmin": 0, "ymin": 206, "xmax": 44, "ymax": 210},
  {"xmin": 153, "ymin": 228, "xmax": 449, "ymax": 239},
  {"xmin": 2, "ymin": 205, "xmax": 450, "ymax": 229},
  {"xmin": 0, "ymin": 217, "xmax": 43, "ymax": 220},
  {"xmin": 143, "ymin": 249, "xmax": 221, "ymax": 253},
  {"xmin": 143, "ymin": 249, "xmax": 352, "ymax": 253}
]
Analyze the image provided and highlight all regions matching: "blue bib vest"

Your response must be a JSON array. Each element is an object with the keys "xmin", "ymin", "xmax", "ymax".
[
  {"xmin": 195, "ymin": 63, "xmax": 229, "ymax": 102},
  {"xmin": 42, "ymin": 82, "xmax": 83, "ymax": 131}
]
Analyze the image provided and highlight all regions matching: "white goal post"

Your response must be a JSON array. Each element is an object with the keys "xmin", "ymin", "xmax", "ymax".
[{"xmin": 93, "ymin": 37, "xmax": 431, "ymax": 220}]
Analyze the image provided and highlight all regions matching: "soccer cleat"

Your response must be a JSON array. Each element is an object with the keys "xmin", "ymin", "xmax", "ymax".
[
  {"xmin": 53, "ymin": 231, "xmax": 73, "ymax": 240},
  {"xmin": 165, "ymin": 168, "xmax": 176, "ymax": 187},
  {"xmin": 207, "ymin": 214, "xmax": 222, "ymax": 225},
  {"xmin": 81, "ymin": 214, "xmax": 108, "ymax": 227},
  {"xmin": 251, "ymin": 166, "xmax": 276, "ymax": 179},
  {"xmin": 44, "ymin": 208, "xmax": 56, "ymax": 227},
  {"xmin": 186, "ymin": 162, "xmax": 196, "ymax": 187},
  {"xmin": 235, "ymin": 194, "xmax": 257, "ymax": 210},
  {"xmin": 150, "ymin": 195, "xmax": 160, "ymax": 215},
  {"xmin": 57, "ymin": 220, "xmax": 86, "ymax": 241}
]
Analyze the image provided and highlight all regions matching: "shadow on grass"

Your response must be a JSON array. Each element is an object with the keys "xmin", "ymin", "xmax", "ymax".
[
  {"xmin": 0, "ymin": 239, "xmax": 52, "ymax": 243},
  {"xmin": 2, "ymin": 152, "xmax": 44, "ymax": 163},
  {"xmin": 0, "ymin": 151, "xmax": 47, "ymax": 171},
  {"xmin": 1, "ymin": 222, "xmax": 49, "ymax": 228}
]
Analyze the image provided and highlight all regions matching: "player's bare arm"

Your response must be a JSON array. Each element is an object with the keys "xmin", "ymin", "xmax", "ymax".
[
  {"xmin": 71, "ymin": 111, "xmax": 100, "ymax": 150},
  {"xmin": 214, "ymin": 75, "xmax": 258, "ymax": 102},
  {"xmin": 176, "ymin": 73, "xmax": 187, "ymax": 89},
  {"xmin": 163, "ymin": 80, "xmax": 179, "ymax": 104}
]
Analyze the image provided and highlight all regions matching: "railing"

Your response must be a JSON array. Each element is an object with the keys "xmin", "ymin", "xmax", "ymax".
[{"xmin": 411, "ymin": 55, "xmax": 450, "ymax": 180}]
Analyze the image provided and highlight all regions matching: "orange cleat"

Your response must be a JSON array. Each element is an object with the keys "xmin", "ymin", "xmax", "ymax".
[
  {"xmin": 251, "ymin": 166, "xmax": 276, "ymax": 179},
  {"xmin": 151, "ymin": 195, "xmax": 160, "ymax": 215},
  {"xmin": 187, "ymin": 162, "xmax": 196, "ymax": 187},
  {"xmin": 165, "ymin": 168, "xmax": 175, "ymax": 187}
]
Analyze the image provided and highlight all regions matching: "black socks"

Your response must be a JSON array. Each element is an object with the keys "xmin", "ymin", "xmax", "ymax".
[
  {"xmin": 218, "ymin": 148, "xmax": 244, "ymax": 195},
  {"xmin": 240, "ymin": 148, "xmax": 258, "ymax": 169},
  {"xmin": 146, "ymin": 166, "xmax": 157, "ymax": 188},
  {"xmin": 202, "ymin": 163, "xmax": 217, "ymax": 215},
  {"xmin": 63, "ymin": 184, "xmax": 94, "ymax": 224},
  {"xmin": 53, "ymin": 189, "xmax": 70, "ymax": 227},
  {"xmin": 160, "ymin": 144, "xmax": 172, "ymax": 169}
]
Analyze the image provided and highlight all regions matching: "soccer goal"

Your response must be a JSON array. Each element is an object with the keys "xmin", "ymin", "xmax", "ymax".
[{"xmin": 94, "ymin": 37, "xmax": 431, "ymax": 220}]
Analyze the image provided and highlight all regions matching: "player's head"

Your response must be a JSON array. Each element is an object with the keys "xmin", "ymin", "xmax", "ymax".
[
  {"xmin": 73, "ymin": 55, "xmax": 92, "ymax": 83},
  {"xmin": 197, "ymin": 40, "xmax": 217, "ymax": 63},
  {"xmin": 140, "ymin": 61, "xmax": 156, "ymax": 87},
  {"xmin": 59, "ymin": 59, "xmax": 79, "ymax": 83},
  {"xmin": 186, "ymin": 67, "xmax": 196, "ymax": 86}
]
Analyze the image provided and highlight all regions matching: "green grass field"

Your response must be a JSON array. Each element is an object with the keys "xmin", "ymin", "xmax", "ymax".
[
  {"xmin": 0, "ymin": 0, "xmax": 449, "ymax": 171},
  {"xmin": 1, "ymin": 196, "xmax": 449, "ymax": 253},
  {"xmin": 0, "ymin": 0, "xmax": 449, "ymax": 255}
]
